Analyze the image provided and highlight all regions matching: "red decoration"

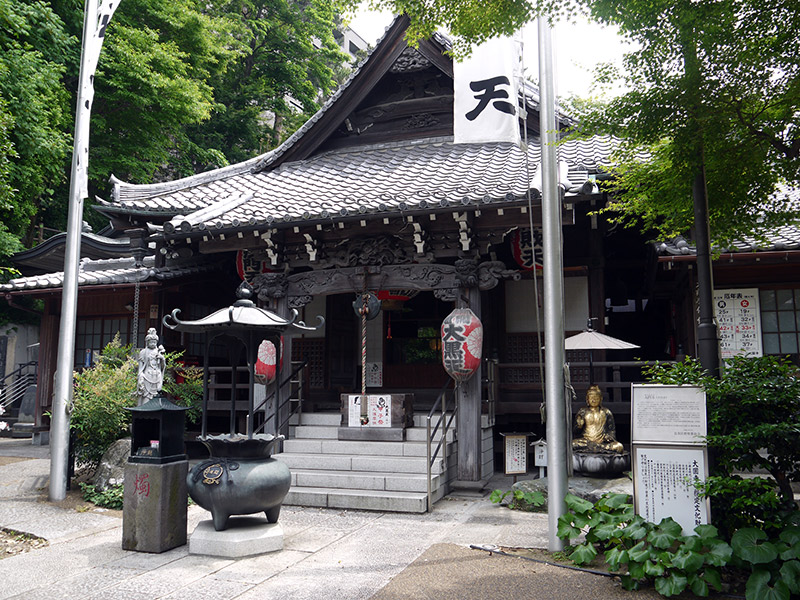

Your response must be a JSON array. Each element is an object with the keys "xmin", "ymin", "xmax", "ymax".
[
  {"xmin": 236, "ymin": 249, "xmax": 271, "ymax": 282},
  {"xmin": 441, "ymin": 308, "xmax": 483, "ymax": 383},
  {"xmin": 255, "ymin": 337, "xmax": 283, "ymax": 383},
  {"xmin": 510, "ymin": 229, "xmax": 543, "ymax": 271}
]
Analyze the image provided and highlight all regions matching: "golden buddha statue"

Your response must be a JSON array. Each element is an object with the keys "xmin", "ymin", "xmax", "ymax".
[{"xmin": 572, "ymin": 385, "xmax": 624, "ymax": 454}]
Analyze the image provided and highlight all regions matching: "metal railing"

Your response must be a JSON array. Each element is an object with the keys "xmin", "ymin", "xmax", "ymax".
[
  {"xmin": 0, "ymin": 361, "xmax": 38, "ymax": 412},
  {"xmin": 250, "ymin": 359, "xmax": 309, "ymax": 436},
  {"xmin": 426, "ymin": 378, "xmax": 456, "ymax": 512}
]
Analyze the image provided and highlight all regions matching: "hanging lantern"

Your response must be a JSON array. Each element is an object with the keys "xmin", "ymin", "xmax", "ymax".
[
  {"xmin": 441, "ymin": 308, "xmax": 483, "ymax": 383},
  {"xmin": 255, "ymin": 337, "xmax": 283, "ymax": 384},
  {"xmin": 510, "ymin": 228, "xmax": 543, "ymax": 271}
]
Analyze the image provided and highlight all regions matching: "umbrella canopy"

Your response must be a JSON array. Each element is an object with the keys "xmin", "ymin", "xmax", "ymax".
[{"xmin": 564, "ymin": 330, "xmax": 640, "ymax": 351}]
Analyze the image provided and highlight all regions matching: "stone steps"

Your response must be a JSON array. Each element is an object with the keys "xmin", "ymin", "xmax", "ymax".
[{"xmin": 278, "ymin": 412, "xmax": 456, "ymax": 513}]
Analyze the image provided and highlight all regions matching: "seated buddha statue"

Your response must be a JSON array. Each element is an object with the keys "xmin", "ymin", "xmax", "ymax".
[{"xmin": 572, "ymin": 385, "xmax": 624, "ymax": 454}]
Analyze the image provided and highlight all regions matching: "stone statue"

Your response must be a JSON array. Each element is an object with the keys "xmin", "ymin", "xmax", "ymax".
[
  {"xmin": 137, "ymin": 328, "xmax": 166, "ymax": 405},
  {"xmin": 572, "ymin": 385, "xmax": 624, "ymax": 454}
]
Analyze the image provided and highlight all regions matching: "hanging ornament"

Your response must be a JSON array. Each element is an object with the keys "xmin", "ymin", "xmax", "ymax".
[
  {"xmin": 255, "ymin": 337, "xmax": 283, "ymax": 384},
  {"xmin": 441, "ymin": 308, "xmax": 483, "ymax": 383},
  {"xmin": 510, "ymin": 228, "xmax": 544, "ymax": 271},
  {"xmin": 352, "ymin": 292, "xmax": 381, "ymax": 320}
]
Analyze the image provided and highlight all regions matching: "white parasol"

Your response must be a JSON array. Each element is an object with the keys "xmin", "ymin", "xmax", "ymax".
[{"xmin": 564, "ymin": 322, "xmax": 640, "ymax": 384}]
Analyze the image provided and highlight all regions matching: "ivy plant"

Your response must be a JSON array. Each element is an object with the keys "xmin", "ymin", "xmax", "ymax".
[{"xmin": 490, "ymin": 488, "xmax": 545, "ymax": 511}]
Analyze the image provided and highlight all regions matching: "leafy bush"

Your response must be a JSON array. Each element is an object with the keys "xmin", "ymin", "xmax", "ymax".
[
  {"xmin": 557, "ymin": 493, "xmax": 800, "ymax": 599},
  {"xmin": 643, "ymin": 355, "xmax": 800, "ymax": 536},
  {"xmin": 70, "ymin": 336, "xmax": 203, "ymax": 472},
  {"xmin": 490, "ymin": 488, "xmax": 546, "ymax": 511},
  {"xmin": 71, "ymin": 338, "xmax": 138, "ymax": 470},
  {"xmin": 79, "ymin": 482, "xmax": 124, "ymax": 510}
]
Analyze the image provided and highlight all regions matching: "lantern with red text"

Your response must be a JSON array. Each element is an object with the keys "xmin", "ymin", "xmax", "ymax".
[
  {"xmin": 255, "ymin": 337, "xmax": 283, "ymax": 384},
  {"xmin": 441, "ymin": 308, "xmax": 483, "ymax": 383}
]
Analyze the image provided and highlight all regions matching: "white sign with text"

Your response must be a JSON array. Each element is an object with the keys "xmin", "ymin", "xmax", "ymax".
[
  {"xmin": 631, "ymin": 385, "xmax": 706, "ymax": 445},
  {"xmin": 713, "ymin": 288, "xmax": 763, "ymax": 358}
]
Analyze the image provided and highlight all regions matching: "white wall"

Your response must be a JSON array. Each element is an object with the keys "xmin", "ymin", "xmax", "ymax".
[{"xmin": 505, "ymin": 277, "xmax": 590, "ymax": 333}]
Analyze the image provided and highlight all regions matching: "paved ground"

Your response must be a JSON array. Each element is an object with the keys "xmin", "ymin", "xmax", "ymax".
[{"xmin": 0, "ymin": 438, "xmax": 665, "ymax": 600}]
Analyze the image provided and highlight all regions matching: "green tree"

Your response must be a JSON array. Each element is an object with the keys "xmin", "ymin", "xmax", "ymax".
[
  {"xmin": 0, "ymin": 0, "xmax": 73, "ymax": 251},
  {"xmin": 185, "ymin": 0, "xmax": 349, "ymax": 169}
]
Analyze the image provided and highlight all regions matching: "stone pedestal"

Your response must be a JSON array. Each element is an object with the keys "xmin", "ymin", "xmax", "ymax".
[
  {"xmin": 189, "ymin": 517, "xmax": 283, "ymax": 558},
  {"xmin": 122, "ymin": 460, "xmax": 188, "ymax": 553}
]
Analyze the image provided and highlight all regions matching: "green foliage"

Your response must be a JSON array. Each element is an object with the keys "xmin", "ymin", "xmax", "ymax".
[
  {"xmin": 489, "ymin": 488, "xmax": 545, "ymax": 511},
  {"xmin": 70, "ymin": 336, "xmax": 202, "ymax": 471},
  {"xmin": 71, "ymin": 337, "xmax": 138, "ymax": 470},
  {"xmin": 557, "ymin": 493, "xmax": 730, "ymax": 596},
  {"xmin": 162, "ymin": 353, "xmax": 203, "ymax": 424},
  {"xmin": 645, "ymin": 355, "xmax": 800, "ymax": 535},
  {"xmin": 185, "ymin": 0, "xmax": 349, "ymax": 169},
  {"xmin": 0, "ymin": 0, "xmax": 72, "ymax": 245},
  {"xmin": 79, "ymin": 482, "xmax": 124, "ymax": 510}
]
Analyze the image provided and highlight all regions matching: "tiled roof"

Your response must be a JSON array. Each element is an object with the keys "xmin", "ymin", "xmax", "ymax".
[
  {"xmin": 100, "ymin": 136, "xmax": 634, "ymax": 236},
  {"xmin": 0, "ymin": 256, "xmax": 224, "ymax": 293},
  {"xmin": 657, "ymin": 225, "xmax": 800, "ymax": 256}
]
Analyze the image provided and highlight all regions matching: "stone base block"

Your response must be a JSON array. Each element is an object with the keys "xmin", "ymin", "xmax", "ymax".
[
  {"xmin": 122, "ymin": 460, "xmax": 188, "ymax": 553},
  {"xmin": 189, "ymin": 517, "xmax": 283, "ymax": 558}
]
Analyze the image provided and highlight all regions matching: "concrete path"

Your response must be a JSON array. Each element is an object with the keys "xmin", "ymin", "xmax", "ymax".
[{"xmin": 0, "ymin": 438, "xmax": 663, "ymax": 600}]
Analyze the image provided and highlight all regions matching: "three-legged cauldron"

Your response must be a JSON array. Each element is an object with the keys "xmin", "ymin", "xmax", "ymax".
[{"xmin": 187, "ymin": 434, "xmax": 290, "ymax": 531}]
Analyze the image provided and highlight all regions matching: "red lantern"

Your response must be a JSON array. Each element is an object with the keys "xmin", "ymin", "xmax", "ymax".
[
  {"xmin": 441, "ymin": 308, "xmax": 483, "ymax": 383},
  {"xmin": 255, "ymin": 337, "xmax": 283, "ymax": 384}
]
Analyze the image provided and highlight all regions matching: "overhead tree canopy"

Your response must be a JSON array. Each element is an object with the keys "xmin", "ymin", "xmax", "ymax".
[{"xmin": 367, "ymin": 0, "xmax": 800, "ymax": 244}]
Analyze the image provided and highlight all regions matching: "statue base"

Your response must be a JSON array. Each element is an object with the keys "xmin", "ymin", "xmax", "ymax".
[{"xmin": 572, "ymin": 451, "xmax": 630, "ymax": 478}]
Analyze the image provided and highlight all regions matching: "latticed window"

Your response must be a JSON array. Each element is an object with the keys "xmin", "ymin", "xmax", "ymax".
[
  {"xmin": 760, "ymin": 289, "xmax": 800, "ymax": 355},
  {"xmin": 74, "ymin": 317, "xmax": 146, "ymax": 367}
]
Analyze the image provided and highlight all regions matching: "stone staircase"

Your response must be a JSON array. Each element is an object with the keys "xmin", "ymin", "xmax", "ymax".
[{"xmin": 276, "ymin": 412, "xmax": 456, "ymax": 513}]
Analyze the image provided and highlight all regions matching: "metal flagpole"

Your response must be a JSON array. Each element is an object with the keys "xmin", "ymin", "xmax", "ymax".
[
  {"xmin": 537, "ymin": 16, "xmax": 568, "ymax": 552},
  {"xmin": 50, "ymin": 0, "xmax": 119, "ymax": 501}
]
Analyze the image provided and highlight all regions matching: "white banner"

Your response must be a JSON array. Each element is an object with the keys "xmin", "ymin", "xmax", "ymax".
[{"xmin": 453, "ymin": 36, "xmax": 522, "ymax": 146}]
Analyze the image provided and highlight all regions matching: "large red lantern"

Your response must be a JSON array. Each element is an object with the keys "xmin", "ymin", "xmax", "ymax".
[
  {"xmin": 255, "ymin": 337, "xmax": 283, "ymax": 384},
  {"xmin": 441, "ymin": 308, "xmax": 483, "ymax": 383}
]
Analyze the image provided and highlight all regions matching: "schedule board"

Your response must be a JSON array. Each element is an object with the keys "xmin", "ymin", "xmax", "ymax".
[{"xmin": 713, "ymin": 288, "xmax": 763, "ymax": 358}]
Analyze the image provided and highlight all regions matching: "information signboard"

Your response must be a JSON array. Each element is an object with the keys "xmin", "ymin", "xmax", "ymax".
[
  {"xmin": 631, "ymin": 385, "xmax": 706, "ymax": 445},
  {"xmin": 347, "ymin": 395, "xmax": 391, "ymax": 427},
  {"xmin": 633, "ymin": 445, "xmax": 710, "ymax": 534},
  {"xmin": 503, "ymin": 434, "xmax": 528, "ymax": 475},
  {"xmin": 713, "ymin": 288, "xmax": 763, "ymax": 359}
]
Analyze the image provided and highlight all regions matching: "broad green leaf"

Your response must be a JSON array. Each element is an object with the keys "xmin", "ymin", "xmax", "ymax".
[
  {"xmin": 688, "ymin": 573, "xmax": 709, "ymax": 597},
  {"xmin": 489, "ymin": 489, "xmax": 508, "ymax": 504},
  {"xmin": 628, "ymin": 540, "xmax": 652, "ymax": 563},
  {"xmin": 564, "ymin": 493, "xmax": 594, "ymax": 514},
  {"xmin": 605, "ymin": 546, "xmax": 628, "ymax": 571},
  {"xmin": 648, "ymin": 519, "xmax": 682, "ymax": 549},
  {"xmin": 622, "ymin": 520, "xmax": 649, "ymax": 541},
  {"xmin": 704, "ymin": 539, "xmax": 733, "ymax": 566},
  {"xmin": 703, "ymin": 567, "xmax": 722, "ymax": 592},
  {"xmin": 570, "ymin": 542, "xmax": 597, "ymax": 565},
  {"xmin": 654, "ymin": 572, "xmax": 688, "ymax": 597},
  {"xmin": 671, "ymin": 550, "xmax": 704, "ymax": 573},
  {"xmin": 746, "ymin": 568, "xmax": 790, "ymax": 600},
  {"xmin": 780, "ymin": 560, "xmax": 800, "ymax": 594},
  {"xmin": 732, "ymin": 528, "xmax": 779, "ymax": 564},
  {"xmin": 620, "ymin": 574, "xmax": 639, "ymax": 591},
  {"xmin": 593, "ymin": 521, "xmax": 621, "ymax": 541},
  {"xmin": 644, "ymin": 559, "xmax": 665, "ymax": 577},
  {"xmin": 556, "ymin": 518, "xmax": 581, "ymax": 540},
  {"xmin": 681, "ymin": 535, "xmax": 703, "ymax": 552},
  {"xmin": 628, "ymin": 561, "xmax": 646, "ymax": 579},
  {"xmin": 598, "ymin": 493, "xmax": 631, "ymax": 510},
  {"xmin": 694, "ymin": 524, "xmax": 720, "ymax": 540}
]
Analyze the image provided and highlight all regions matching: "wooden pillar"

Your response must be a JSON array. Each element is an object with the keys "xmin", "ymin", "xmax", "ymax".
[{"xmin": 456, "ymin": 286, "xmax": 482, "ymax": 482}]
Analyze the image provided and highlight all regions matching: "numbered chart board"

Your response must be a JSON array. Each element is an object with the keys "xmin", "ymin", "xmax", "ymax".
[
  {"xmin": 713, "ymin": 288, "xmax": 763, "ymax": 359},
  {"xmin": 632, "ymin": 385, "xmax": 706, "ymax": 445},
  {"xmin": 633, "ymin": 445, "xmax": 709, "ymax": 534}
]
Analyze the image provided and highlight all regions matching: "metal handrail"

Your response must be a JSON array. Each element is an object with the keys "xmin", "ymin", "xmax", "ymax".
[
  {"xmin": 426, "ymin": 378, "xmax": 456, "ymax": 512},
  {"xmin": 0, "ymin": 361, "xmax": 37, "ymax": 410},
  {"xmin": 252, "ymin": 359, "xmax": 308, "ymax": 436},
  {"xmin": 276, "ymin": 359, "xmax": 309, "ymax": 435}
]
